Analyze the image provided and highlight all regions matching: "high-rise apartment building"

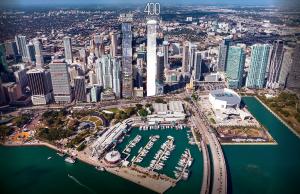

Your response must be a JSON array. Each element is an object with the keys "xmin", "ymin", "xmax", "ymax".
[
  {"xmin": 163, "ymin": 41, "xmax": 169, "ymax": 69},
  {"xmin": 194, "ymin": 51, "xmax": 203, "ymax": 81},
  {"xmin": 226, "ymin": 45, "xmax": 246, "ymax": 89},
  {"xmin": 182, "ymin": 41, "xmax": 189, "ymax": 73},
  {"xmin": 146, "ymin": 19, "xmax": 158, "ymax": 96},
  {"xmin": 121, "ymin": 13, "xmax": 133, "ymax": 98},
  {"xmin": 217, "ymin": 38, "xmax": 231, "ymax": 71},
  {"xmin": 246, "ymin": 44, "xmax": 272, "ymax": 89},
  {"xmin": 286, "ymin": 43, "xmax": 300, "ymax": 90},
  {"xmin": 110, "ymin": 32, "xmax": 118, "ymax": 57},
  {"xmin": 266, "ymin": 40, "xmax": 284, "ymax": 89},
  {"xmin": 112, "ymin": 58, "xmax": 121, "ymax": 98}
]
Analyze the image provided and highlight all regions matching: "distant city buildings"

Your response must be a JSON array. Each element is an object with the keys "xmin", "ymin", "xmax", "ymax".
[{"xmin": 1, "ymin": 7, "xmax": 300, "ymax": 107}]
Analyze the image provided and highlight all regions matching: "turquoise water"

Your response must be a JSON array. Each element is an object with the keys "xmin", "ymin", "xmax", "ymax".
[
  {"xmin": 223, "ymin": 97, "xmax": 300, "ymax": 194},
  {"xmin": 116, "ymin": 127, "xmax": 203, "ymax": 193},
  {"xmin": 0, "ymin": 127, "xmax": 202, "ymax": 194},
  {"xmin": 1, "ymin": 96, "xmax": 300, "ymax": 194}
]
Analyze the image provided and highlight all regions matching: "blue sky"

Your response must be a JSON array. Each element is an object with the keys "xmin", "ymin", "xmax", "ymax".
[{"xmin": 0, "ymin": 0, "xmax": 298, "ymax": 7}]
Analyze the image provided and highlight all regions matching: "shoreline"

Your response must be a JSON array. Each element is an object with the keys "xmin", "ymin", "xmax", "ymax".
[
  {"xmin": 253, "ymin": 96, "xmax": 300, "ymax": 139},
  {"xmin": 221, "ymin": 142, "xmax": 277, "ymax": 145},
  {"xmin": 0, "ymin": 141, "xmax": 172, "ymax": 194}
]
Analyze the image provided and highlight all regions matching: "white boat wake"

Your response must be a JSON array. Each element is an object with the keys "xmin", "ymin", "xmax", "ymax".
[{"xmin": 68, "ymin": 174, "xmax": 96, "ymax": 194}]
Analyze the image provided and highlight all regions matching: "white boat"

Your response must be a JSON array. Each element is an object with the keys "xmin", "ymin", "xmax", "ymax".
[
  {"xmin": 57, "ymin": 152, "xmax": 65, "ymax": 157},
  {"xmin": 182, "ymin": 172, "xmax": 189, "ymax": 180},
  {"xmin": 65, "ymin": 157, "xmax": 75, "ymax": 164},
  {"xmin": 47, "ymin": 157, "xmax": 52, "ymax": 160},
  {"xmin": 175, "ymin": 166, "xmax": 182, "ymax": 171},
  {"xmin": 95, "ymin": 166, "xmax": 105, "ymax": 171}
]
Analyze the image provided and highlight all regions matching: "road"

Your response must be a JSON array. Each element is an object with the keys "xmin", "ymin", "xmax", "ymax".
[{"xmin": 191, "ymin": 100, "xmax": 227, "ymax": 194}]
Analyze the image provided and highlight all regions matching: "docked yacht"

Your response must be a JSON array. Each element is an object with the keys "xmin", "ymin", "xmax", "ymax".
[{"xmin": 65, "ymin": 157, "xmax": 75, "ymax": 164}]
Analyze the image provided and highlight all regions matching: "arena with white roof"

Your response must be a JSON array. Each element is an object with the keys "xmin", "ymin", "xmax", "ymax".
[{"xmin": 209, "ymin": 88, "xmax": 241, "ymax": 110}]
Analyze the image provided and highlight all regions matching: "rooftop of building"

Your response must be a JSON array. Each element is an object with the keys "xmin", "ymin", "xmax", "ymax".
[{"xmin": 210, "ymin": 88, "xmax": 241, "ymax": 105}]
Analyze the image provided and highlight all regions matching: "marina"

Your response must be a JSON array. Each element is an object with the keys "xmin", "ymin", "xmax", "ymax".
[
  {"xmin": 2, "ymin": 97, "xmax": 299, "ymax": 194},
  {"xmin": 116, "ymin": 126, "xmax": 202, "ymax": 183}
]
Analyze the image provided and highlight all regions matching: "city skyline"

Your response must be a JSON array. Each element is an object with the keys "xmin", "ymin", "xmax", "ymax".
[
  {"xmin": 1, "ymin": 0, "xmax": 300, "ymax": 7},
  {"xmin": 0, "ymin": 3, "xmax": 299, "ymax": 194}
]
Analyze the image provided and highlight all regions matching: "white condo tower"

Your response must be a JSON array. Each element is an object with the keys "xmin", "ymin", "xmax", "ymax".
[{"xmin": 147, "ymin": 19, "xmax": 157, "ymax": 96}]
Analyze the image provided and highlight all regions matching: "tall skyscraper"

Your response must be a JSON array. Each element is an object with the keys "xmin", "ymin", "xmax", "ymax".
[
  {"xmin": 110, "ymin": 32, "xmax": 118, "ymax": 57},
  {"xmin": 90, "ymin": 85, "xmax": 100, "ymax": 102},
  {"xmin": 112, "ymin": 58, "xmax": 121, "ymax": 98},
  {"xmin": 266, "ymin": 40, "xmax": 284, "ymax": 89},
  {"xmin": 49, "ymin": 60, "xmax": 73, "ymax": 103},
  {"xmin": 4, "ymin": 41, "xmax": 18, "ymax": 59},
  {"xmin": 15, "ymin": 35, "xmax": 27, "ymax": 60},
  {"xmin": 286, "ymin": 43, "xmax": 300, "ymax": 90},
  {"xmin": 189, "ymin": 43, "xmax": 197, "ymax": 73},
  {"xmin": 101, "ymin": 55, "xmax": 113, "ymax": 90},
  {"xmin": 246, "ymin": 44, "xmax": 272, "ymax": 89},
  {"xmin": 182, "ymin": 41, "xmax": 189, "ymax": 73},
  {"xmin": 25, "ymin": 43, "xmax": 35, "ymax": 63},
  {"xmin": 27, "ymin": 69, "xmax": 52, "ymax": 105},
  {"xmin": 33, "ymin": 38, "xmax": 44, "ymax": 67},
  {"xmin": 121, "ymin": 14, "xmax": 133, "ymax": 98},
  {"xmin": 0, "ymin": 44, "xmax": 8, "ymax": 73},
  {"xmin": 95, "ymin": 58, "xmax": 103, "ymax": 86},
  {"xmin": 63, "ymin": 36, "xmax": 73, "ymax": 64},
  {"xmin": 74, "ymin": 76, "xmax": 86, "ymax": 102},
  {"xmin": 194, "ymin": 51, "xmax": 203, "ymax": 81},
  {"xmin": 14, "ymin": 68, "xmax": 28, "ymax": 94},
  {"xmin": 0, "ymin": 78, "xmax": 7, "ymax": 105},
  {"xmin": 217, "ymin": 38, "xmax": 231, "ymax": 71},
  {"xmin": 226, "ymin": 45, "xmax": 246, "ymax": 89},
  {"xmin": 278, "ymin": 46, "xmax": 293, "ymax": 88},
  {"xmin": 135, "ymin": 58, "xmax": 144, "ymax": 88},
  {"xmin": 1, "ymin": 82, "xmax": 22, "ymax": 104},
  {"xmin": 156, "ymin": 52, "xmax": 164, "ymax": 85},
  {"xmin": 94, "ymin": 34, "xmax": 105, "ymax": 58},
  {"xmin": 146, "ymin": 19, "xmax": 158, "ymax": 96},
  {"xmin": 163, "ymin": 41, "xmax": 170, "ymax": 69}
]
